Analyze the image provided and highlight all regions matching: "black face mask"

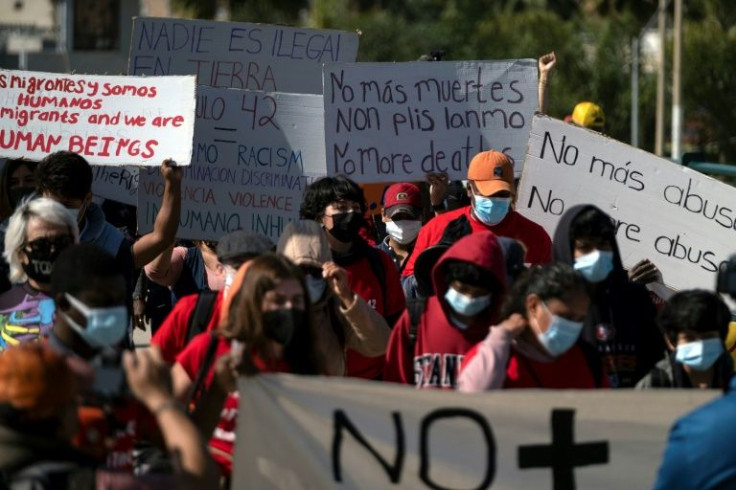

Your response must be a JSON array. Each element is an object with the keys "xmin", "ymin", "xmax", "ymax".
[
  {"xmin": 21, "ymin": 235, "xmax": 74, "ymax": 283},
  {"xmin": 328, "ymin": 212, "xmax": 363, "ymax": 243},
  {"xmin": 8, "ymin": 187, "xmax": 35, "ymax": 209},
  {"xmin": 262, "ymin": 308, "xmax": 305, "ymax": 345}
]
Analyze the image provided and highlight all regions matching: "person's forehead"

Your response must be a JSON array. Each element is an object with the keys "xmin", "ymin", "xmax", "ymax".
[
  {"xmin": 25, "ymin": 218, "xmax": 69, "ymax": 241},
  {"xmin": 76, "ymin": 276, "xmax": 127, "ymax": 304}
]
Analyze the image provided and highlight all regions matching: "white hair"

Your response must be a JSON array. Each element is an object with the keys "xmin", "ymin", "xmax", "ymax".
[{"xmin": 4, "ymin": 197, "xmax": 80, "ymax": 284}]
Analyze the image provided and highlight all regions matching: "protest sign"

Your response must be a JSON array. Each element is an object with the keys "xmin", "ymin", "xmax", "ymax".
[
  {"xmin": 323, "ymin": 60, "xmax": 538, "ymax": 183},
  {"xmin": 516, "ymin": 114, "xmax": 736, "ymax": 292},
  {"xmin": 233, "ymin": 374, "xmax": 716, "ymax": 489},
  {"xmin": 138, "ymin": 85, "xmax": 326, "ymax": 241},
  {"xmin": 128, "ymin": 18, "xmax": 359, "ymax": 95},
  {"xmin": 0, "ymin": 70, "xmax": 196, "ymax": 166},
  {"xmin": 92, "ymin": 165, "xmax": 139, "ymax": 206}
]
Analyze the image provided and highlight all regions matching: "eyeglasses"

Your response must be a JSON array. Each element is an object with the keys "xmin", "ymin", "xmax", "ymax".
[{"xmin": 23, "ymin": 235, "xmax": 74, "ymax": 255}]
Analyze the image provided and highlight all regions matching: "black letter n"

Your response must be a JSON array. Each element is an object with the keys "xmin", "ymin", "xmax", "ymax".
[{"xmin": 332, "ymin": 409, "xmax": 405, "ymax": 484}]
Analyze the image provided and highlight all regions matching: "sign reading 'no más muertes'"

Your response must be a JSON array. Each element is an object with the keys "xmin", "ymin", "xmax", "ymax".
[
  {"xmin": 516, "ymin": 114, "xmax": 736, "ymax": 292},
  {"xmin": 323, "ymin": 60, "xmax": 538, "ymax": 183}
]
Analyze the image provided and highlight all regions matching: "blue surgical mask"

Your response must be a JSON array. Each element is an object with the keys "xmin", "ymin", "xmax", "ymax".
[
  {"xmin": 675, "ymin": 338, "xmax": 724, "ymax": 371},
  {"xmin": 574, "ymin": 250, "xmax": 614, "ymax": 283},
  {"xmin": 444, "ymin": 286, "xmax": 492, "ymax": 317},
  {"xmin": 536, "ymin": 303, "xmax": 584, "ymax": 357},
  {"xmin": 62, "ymin": 293, "xmax": 128, "ymax": 348},
  {"xmin": 472, "ymin": 195, "xmax": 511, "ymax": 226},
  {"xmin": 305, "ymin": 275, "xmax": 327, "ymax": 304}
]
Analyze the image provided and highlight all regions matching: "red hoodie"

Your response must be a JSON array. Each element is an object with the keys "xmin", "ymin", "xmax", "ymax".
[
  {"xmin": 383, "ymin": 231, "xmax": 507, "ymax": 388},
  {"xmin": 403, "ymin": 206, "xmax": 552, "ymax": 277}
]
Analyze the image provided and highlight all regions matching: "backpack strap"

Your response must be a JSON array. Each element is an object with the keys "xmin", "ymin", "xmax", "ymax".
[
  {"xmin": 184, "ymin": 332, "xmax": 220, "ymax": 412},
  {"xmin": 186, "ymin": 290, "xmax": 219, "ymax": 343},
  {"xmin": 406, "ymin": 297, "xmax": 427, "ymax": 350}
]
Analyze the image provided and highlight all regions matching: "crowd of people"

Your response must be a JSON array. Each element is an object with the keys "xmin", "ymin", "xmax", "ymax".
[{"xmin": 0, "ymin": 56, "xmax": 733, "ymax": 489}]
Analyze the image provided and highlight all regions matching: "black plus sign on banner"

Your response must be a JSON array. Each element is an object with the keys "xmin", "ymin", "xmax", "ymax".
[{"xmin": 518, "ymin": 408, "xmax": 609, "ymax": 490}]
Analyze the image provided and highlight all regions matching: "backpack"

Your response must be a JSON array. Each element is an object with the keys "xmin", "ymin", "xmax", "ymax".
[
  {"xmin": 186, "ymin": 290, "xmax": 219, "ymax": 343},
  {"xmin": 1, "ymin": 461, "xmax": 96, "ymax": 490},
  {"xmin": 406, "ymin": 297, "xmax": 427, "ymax": 352}
]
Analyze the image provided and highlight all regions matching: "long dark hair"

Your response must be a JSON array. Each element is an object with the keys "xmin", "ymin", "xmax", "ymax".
[{"xmin": 221, "ymin": 253, "xmax": 323, "ymax": 375}]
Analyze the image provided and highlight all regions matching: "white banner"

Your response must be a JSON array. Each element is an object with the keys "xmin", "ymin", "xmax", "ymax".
[
  {"xmin": 92, "ymin": 165, "xmax": 139, "ymax": 206},
  {"xmin": 516, "ymin": 115, "xmax": 736, "ymax": 292},
  {"xmin": 233, "ymin": 374, "xmax": 716, "ymax": 489},
  {"xmin": 128, "ymin": 17, "xmax": 359, "ymax": 94},
  {"xmin": 323, "ymin": 60, "xmax": 538, "ymax": 183},
  {"xmin": 0, "ymin": 70, "xmax": 195, "ymax": 166},
  {"xmin": 138, "ymin": 86, "xmax": 326, "ymax": 241}
]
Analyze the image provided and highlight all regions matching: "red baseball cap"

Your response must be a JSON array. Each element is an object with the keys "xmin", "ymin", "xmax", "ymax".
[
  {"xmin": 383, "ymin": 183, "xmax": 422, "ymax": 218},
  {"xmin": 467, "ymin": 150, "xmax": 514, "ymax": 196}
]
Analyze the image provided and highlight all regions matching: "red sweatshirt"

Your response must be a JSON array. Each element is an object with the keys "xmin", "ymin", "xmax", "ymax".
[
  {"xmin": 403, "ymin": 206, "xmax": 552, "ymax": 277},
  {"xmin": 383, "ymin": 231, "xmax": 507, "ymax": 388}
]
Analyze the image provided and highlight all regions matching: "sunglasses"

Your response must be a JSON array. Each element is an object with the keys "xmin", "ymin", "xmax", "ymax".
[{"xmin": 23, "ymin": 235, "xmax": 74, "ymax": 255}]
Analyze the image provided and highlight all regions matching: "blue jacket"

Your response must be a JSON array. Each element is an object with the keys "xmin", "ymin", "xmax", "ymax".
[{"xmin": 654, "ymin": 376, "xmax": 736, "ymax": 489}]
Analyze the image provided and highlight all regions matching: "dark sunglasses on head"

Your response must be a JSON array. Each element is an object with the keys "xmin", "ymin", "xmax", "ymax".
[{"xmin": 24, "ymin": 235, "xmax": 74, "ymax": 255}]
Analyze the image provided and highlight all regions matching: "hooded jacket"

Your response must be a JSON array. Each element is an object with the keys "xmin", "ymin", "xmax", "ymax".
[
  {"xmin": 402, "ymin": 205, "xmax": 552, "ymax": 278},
  {"xmin": 553, "ymin": 204, "xmax": 664, "ymax": 388},
  {"xmin": 383, "ymin": 231, "xmax": 506, "ymax": 388},
  {"xmin": 277, "ymin": 221, "xmax": 391, "ymax": 376}
]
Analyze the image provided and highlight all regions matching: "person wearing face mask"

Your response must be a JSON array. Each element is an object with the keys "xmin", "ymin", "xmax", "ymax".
[
  {"xmin": 378, "ymin": 183, "xmax": 424, "ymax": 299},
  {"xmin": 151, "ymin": 230, "xmax": 274, "ymax": 365},
  {"xmin": 402, "ymin": 151, "xmax": 552, "ymax": 286},
  {"xmin": 301, "ymin": 176, "xmax": 406, "ymax": 380},
  {"xmin": 277, "ymin": 220, "xmax": 390, "ymax": 376},
  {"xmin": 552, "ymin": 204, "xmax": 663, "ymax": 388},
  {"xmin": 383, "ymin": 231, "xmax": 506, "ymax": 389},
  {"xmin": 0, "ymin": 198, "xmax": 78, "ymax": 350},
  {"xmin": 636, "ymin": 290, "xmax": 733, "ymax": 389},
  {"xmin": 172, "ymin": 253, "xmax": 324, "ymax": 480},
  {"xmin": 458, "ymin": 264, "xmax": 607, "ymax": 392}
]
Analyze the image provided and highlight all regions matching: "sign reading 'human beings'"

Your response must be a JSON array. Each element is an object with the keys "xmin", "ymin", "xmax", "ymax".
[
  {"xmin": 137, "ymin": 85, "xmax": 327, "ymax": 241},
  {"xmin": 0, "ymin": 69, "xmax": 195, "ymax": 166},
  {"xmin": 323, "ymin": 60, "xmax": 538, "ymax": 183},
  {"xmin": 516, "ymin": 115, "xmax": 736, "ymax": 293},
  {"xmin": 232, "ymin": 374, "xmax": 716, "ymax": 489},
  {"xmin": 128, "ymin": 17, "xmax": 360, "ymax": 94}
]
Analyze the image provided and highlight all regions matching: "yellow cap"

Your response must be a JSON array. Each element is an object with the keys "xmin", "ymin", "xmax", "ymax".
[{"xmin": 572, "ymin": 102, "xmax": 605, "ymax": 130}]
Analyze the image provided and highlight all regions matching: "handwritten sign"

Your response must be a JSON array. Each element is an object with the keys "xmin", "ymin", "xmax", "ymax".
[
  {"xmin": 323, "ymin": 60, "xmax": 538, "ymax": 183},
  {"xmin": 0, "ymin": 70, "xmax": 196, "ymax": 165},
  {"xmin": 92, "ymin": 165, "xmax": 139, "ymax": 206},
  {"xmin": 233, "ymin": 374, "xmax": 716, "ymax": 489},
  {"xmin": 517, "ymin": 114, "xmax": 736, "ymax": 292},
  {"xmin": 128, "ymin": 17, "xmax": 359, "ymax": 94},
  {"xmin": 137, "ymin": 86, "xmax": 327, "ymax": 241}
]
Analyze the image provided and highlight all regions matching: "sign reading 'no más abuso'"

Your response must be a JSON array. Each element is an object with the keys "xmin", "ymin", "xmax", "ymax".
[
  {"xmin": 516, "ymin": 115, "xmax": 736, "ymax": 292},
  {"xmin": 137, "ymin": 85, "xmax": 327, "ymax": 241},
  {"xmin": 128, "ymin": 17, "xmax": 359, "ymax": 94},
  {"xmin": 323, "ymin": 60, "xmax": 538, "ymax": 183}
]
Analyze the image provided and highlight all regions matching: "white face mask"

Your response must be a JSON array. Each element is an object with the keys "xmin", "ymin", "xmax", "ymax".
[{"xmin": 385, "ymin": 220, "xmax": 422, "ymax": 245}]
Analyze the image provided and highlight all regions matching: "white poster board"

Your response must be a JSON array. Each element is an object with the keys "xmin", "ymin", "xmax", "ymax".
[
  {"xmin": 0, "ymin": 70, "xmax": 196, "ymax": 166},
  {"xmin": 323, "ymin": 60, "xmax": 538, "ymax": 183},
  {"xmin": 92, "ymin": 165, "xmax": 139, "ymax": 206},
  {"xmin": 516, "ymin": 115, "xmax": 736, "ymax": 292},
  {"xmin": 138, "ymin": 86, "xmax": 327, "ymax": 241},
  {"xmin": 128, "ymin": 17, "xmax": 360, "ymax": 94},
  {"xmin": 233, "ymin": 374, "xmax": 716, "ymax": 489}
]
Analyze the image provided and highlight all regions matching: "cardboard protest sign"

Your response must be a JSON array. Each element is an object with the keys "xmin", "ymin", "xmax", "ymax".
[
  {"xmin": 138, "ymin": 86, "xmax": 326, "ymax": 241},
  {"xmin": 92, "ymin": 165, "xmax": 139, "ymax": 206},
  {"xmin": 516, "ymin": 114, "xmax": 736, "ymax": 292},
  {"xmin": 233, "ymin": 374, "xmax": 716, "ymax": 489},
  {"xmin": 128, "ymin": 18, "xmax": 359, "ymax": 95},
  {"xmin": 0, "ymin": 70, "xmax": 196, "ymax": 166},
  {"xmin": 323, "ymin": 60, "xmax": 538, "ymax": 183}
]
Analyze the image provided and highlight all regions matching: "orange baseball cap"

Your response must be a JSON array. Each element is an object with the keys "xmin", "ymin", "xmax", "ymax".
[{"xmin": 467, "ymin": 150, "xmax": 514, "ymax": 196}]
